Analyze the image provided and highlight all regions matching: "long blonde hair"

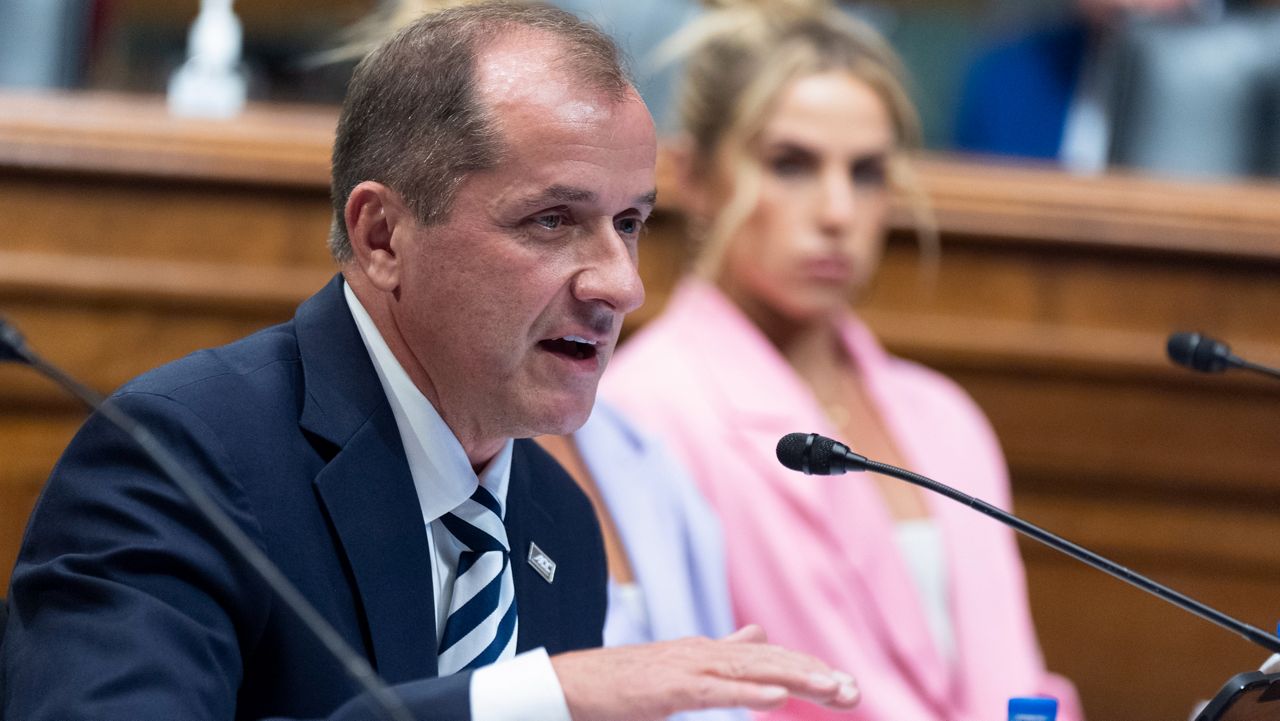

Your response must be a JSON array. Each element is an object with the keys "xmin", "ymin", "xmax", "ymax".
[
  {"xmin": 659, "ymin": 0, "xmax": 938, "ymax": 279},
  {"xmin": 317, "ymin": 0, "xmax": 485, "ymax": 65}
]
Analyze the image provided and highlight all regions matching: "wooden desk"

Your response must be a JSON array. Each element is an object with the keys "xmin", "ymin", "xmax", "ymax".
[{"xmin": 2, "ymin": 90, "xmax": 1278, "ymax": 721}]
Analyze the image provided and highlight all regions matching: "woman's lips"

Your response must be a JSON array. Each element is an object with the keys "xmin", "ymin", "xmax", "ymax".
[{"xmin": 800, "ymin": 257, "xmax": 854, "ymax": 282}]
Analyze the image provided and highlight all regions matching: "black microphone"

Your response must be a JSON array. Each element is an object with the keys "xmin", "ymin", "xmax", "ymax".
[
  {"xmin": 776, "ymin": 431, "xmax": 1280, "ymax": 656},
  {"xmin": 1167, "ymin": 331, "xmax": 1280, "ymax": 381},
  {"xmin": 774, "ymin": 431, "xmax": 867, "ymax": 475},
  {"xmin": 0, "ymin": 316, "xmax": 414, "ymax": 721},
  {"xmin": 0, "ymin": 316, "xmax": 30, "ymax": 364}
]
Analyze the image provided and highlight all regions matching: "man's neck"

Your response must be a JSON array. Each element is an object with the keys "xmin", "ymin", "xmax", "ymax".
[{"xmin": 343, "ymin": 271, "xmax": 505, "ymax": 470}]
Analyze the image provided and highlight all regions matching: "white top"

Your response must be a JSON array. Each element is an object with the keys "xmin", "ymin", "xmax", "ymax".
[
  {"xmin": 344, "ymin": 281, "xmax": 571, "ymax": 721},
  {"xmin": 894, "ymin": 519, "xmax": 956, "ymax": 665},
  {"xmin": 603, "ymin": 581, "xmax": 653, "ymax": 647}
]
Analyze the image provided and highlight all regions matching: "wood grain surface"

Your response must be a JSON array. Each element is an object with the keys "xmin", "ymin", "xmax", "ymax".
[{"xmin": 2, "ymin": 90, "xmax": 1277, "ymax": 721}]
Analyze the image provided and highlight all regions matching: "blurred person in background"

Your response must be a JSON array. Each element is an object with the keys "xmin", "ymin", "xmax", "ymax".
[
  {"xmin": 953, "ymin": 0, "xmax": 1220, "ymax": 171},
  {"xmin": 533, "ymin": 407, "xmax": 747, "ymax": 721},
  {"xmin": 603, "ymin": 2, "xmax": 1082, "ymax": 719}
]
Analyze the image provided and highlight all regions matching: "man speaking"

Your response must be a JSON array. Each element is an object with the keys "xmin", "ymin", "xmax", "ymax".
[{"xmin": 1, "ymin": 3, "xmax": 858, "ymax": 720}]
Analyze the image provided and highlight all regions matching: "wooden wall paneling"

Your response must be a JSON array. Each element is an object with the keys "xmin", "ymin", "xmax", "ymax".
[
  {"xmin": 0, "ymin": 92, "xmax": 340, "ymax": 596},
  {"xmin": 909, "ymin": 156, "xmax": 1280, "ymax": 260},
  {"xmin": 0, "ymin": 174, "xmax": 334, "ymax": 262},
  {"xmin": 1024, "ymin": 552, "xmax": 1277, "ymax": 721},
  {"xmin": 2, "ymin": 91, "xmax": 1279, "ymax": 721},
  {"xmin": 0, "ymin": 92, "xmax": 336, "ymax": 187}
]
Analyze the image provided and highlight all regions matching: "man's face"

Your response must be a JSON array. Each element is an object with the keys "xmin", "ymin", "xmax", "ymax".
[{"xmin": 388, "ymin": 38, "xmax": 656, "ymax": 456}]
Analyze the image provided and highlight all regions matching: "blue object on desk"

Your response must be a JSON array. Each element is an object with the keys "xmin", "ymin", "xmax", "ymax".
[{"xmin": 1009, "ymin": 696, "xmax": 1059, "ymax": 721}]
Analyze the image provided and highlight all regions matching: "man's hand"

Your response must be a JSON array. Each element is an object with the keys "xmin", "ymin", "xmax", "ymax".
[{"xmin": 550, "ymin": 625, "xmax": 859, "ymax": 721}]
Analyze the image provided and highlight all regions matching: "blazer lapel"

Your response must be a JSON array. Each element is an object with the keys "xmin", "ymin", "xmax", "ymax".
[
  {"xmin": 672, "ymin": 281, "xmax": 955, "ymax": 708},
  {"xmin": 296, "ymin": 275, "xmax": 438, "ymax": 683},
  {"xmin": 833, "ymin": 317, "xmax": 958, "ymax": 706}
]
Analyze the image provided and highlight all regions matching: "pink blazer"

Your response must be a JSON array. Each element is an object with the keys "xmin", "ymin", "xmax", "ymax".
[{"xmin": 603, "ymin": 280, "xmax": 1081, "ymax": 721}]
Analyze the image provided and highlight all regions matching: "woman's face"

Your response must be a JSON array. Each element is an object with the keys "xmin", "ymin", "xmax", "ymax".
[{"xmin": 715, "ymin": 71, "xmax": 895, "ymax": 325}]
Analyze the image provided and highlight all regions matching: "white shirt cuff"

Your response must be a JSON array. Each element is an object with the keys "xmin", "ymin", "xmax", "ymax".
[{"xmin": 470, "ymin": 647, "xmax": 572, "ymax": 721}]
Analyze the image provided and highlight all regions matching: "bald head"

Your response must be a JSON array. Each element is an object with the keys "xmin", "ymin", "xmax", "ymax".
[{"xmin": 328, "ymin": 2, "xmax": 635, "ymax": 263}]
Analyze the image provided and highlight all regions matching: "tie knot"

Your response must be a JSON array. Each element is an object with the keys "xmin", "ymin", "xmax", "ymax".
[{"xmin": 441, "ymin": 485, "xmax": 509, "ymax": 554}]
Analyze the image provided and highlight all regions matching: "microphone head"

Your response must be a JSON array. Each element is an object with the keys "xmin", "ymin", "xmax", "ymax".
[
  {"xmin": 1167, "ymin": 331, "xmax": 1232, "ymax": 373},
  {"xmin": 776, "ymin": 432, "xmax": 841, "ymax": 475},
  {"xmin": 0, "ymin": 316, "xmax": 29, "ymax": 364}
]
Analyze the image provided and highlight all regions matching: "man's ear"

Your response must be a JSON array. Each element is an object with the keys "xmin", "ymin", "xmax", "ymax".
[{"xmin": 344, "ymin": 181, "xmax": 414, "ymax": 292}]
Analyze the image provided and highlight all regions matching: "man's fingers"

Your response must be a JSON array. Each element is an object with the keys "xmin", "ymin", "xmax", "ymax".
[
  {"xmin": 553, "ymin": 636, "xmax": 860, "ymax": 720},
  {"xmin": 792, "ymin": 670, "xmax": 859, "ymax": 709},
  {"xmin": 680, "ymin": 677, "xmax": 790, "ymax": 712},
  {"xmin": 722, "ymin": 624, "xmax": 766, "ymax": 644},
  {"xmin": 677, "ymin": 673, "xmax": 857, "ymax": 713},
  {"xmin": 704, "ymin": 641, "xmax": 859, "ymax": 710}
]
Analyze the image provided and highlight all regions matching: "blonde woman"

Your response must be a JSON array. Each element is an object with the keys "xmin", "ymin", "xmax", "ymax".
[{"xmin": 603, "ymin": 4, "xmax": 1082, "ymax": 720}]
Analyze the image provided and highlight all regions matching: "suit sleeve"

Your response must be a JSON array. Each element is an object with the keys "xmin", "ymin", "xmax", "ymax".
[{"xmin": 1, "ymin": 391, "xmax": 471, "ymax": 721}]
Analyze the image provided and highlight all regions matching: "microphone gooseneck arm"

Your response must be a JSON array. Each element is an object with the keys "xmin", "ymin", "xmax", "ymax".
[
  {"xmin": 778, "ymin": 431, "xmax": 1280, "ymax": 656},
  {"xmin": 859, "ymin": 456, "xmax": 1280, "ymax": 656},
  {"xmin": 0, "ymin": 317, "xmax": 415, "ymax": 721},
  {"xmin": 1237, "ymin": 358, "xmax": 1280, "ymax": 382}
]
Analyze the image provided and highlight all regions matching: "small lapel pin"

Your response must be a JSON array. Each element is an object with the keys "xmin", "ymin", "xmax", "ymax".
[{"xmin": 527, "ymin": 542, "xmax": 556, "ymax": 583}]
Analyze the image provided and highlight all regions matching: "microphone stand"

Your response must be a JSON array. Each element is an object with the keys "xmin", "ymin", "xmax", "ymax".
[
  {"xmin": 779, "ymin": 432, "xmax": 1280, "ymax": 720},
  {"xmin": 0, "ymin": 317, "xmax": 415, "ymax": 721}
]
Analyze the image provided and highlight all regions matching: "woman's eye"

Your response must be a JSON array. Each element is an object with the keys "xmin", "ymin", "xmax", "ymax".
[
  {"xmin": 852, "ymin": 158, "xmax": 888, "ymax": 187},
  {"xmin": 769, "ymin": 155, "xmax": 812, "ymax": 177}
]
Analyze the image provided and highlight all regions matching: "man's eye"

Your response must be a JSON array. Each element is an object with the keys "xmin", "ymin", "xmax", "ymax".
[
  {"xmin": 616, "ymin": 217, "xmax": 644, "ymax": 236},
  {"xmin": 533, "ymin": 214, "xmax": 564, "ymax": 230}
]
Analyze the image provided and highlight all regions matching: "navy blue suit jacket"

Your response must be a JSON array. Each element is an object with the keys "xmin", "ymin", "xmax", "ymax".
[{"xmin": 1, "ymin": 275, "xmax": 607, "ymax": 721}]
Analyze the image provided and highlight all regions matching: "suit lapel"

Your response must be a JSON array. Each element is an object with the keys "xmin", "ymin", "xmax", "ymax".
[
  {"xmin": 296, "ymin": 275, "xmax": 438, "ymax": 683},
  {"xmin": 505, "ymin": 440, "xmax": 563, "ymax": 654},
  {"xmin": 313, "ymin": 410, "xmax": 437, "ymax": 683}
]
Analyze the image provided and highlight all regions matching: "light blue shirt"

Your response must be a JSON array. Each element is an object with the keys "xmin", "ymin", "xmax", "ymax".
[{"xmin": 576, "ymin": 403, "xmax": 750, "ymax": 721}]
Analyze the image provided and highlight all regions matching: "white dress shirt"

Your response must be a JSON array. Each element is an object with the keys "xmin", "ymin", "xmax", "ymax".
[{"xmin": 344, "ymin": 281, "xmax": 573, "ymax": 721}]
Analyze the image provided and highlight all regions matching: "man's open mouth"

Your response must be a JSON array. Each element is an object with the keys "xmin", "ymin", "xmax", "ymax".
[{"xmin": 538, "ymin": 335, "xmax": 599, "ymax": 361}]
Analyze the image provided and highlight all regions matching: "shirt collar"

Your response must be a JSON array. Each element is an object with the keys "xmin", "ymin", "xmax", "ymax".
[{"xmin": 343, "ymin": 280, "xmax": 513, "ymax": 523}]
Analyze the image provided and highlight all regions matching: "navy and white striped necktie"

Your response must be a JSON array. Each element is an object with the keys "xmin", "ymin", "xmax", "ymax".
[{"xmin": 436, "ymin": 485, "xmax": 518, "ymax": 676}]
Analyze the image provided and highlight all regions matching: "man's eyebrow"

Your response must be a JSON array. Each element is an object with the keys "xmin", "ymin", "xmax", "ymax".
[
  {"xmin": 542, "ymin": 185, "xmax": 596, "ymax": 203},
  {"xmin": 520, "ymin": 186, "xmax": 658, "ymax": 210}
]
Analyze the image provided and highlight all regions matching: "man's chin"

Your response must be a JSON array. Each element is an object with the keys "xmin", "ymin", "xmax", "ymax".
[{"xmin": 515, "ymin": 395, "xmax": 596, "ymax": 439}]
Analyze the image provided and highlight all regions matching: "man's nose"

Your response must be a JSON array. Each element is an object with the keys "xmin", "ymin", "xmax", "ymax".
[{"xmin": 572, "ymin": 225, "xmax": 646, "ymax": 314}]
